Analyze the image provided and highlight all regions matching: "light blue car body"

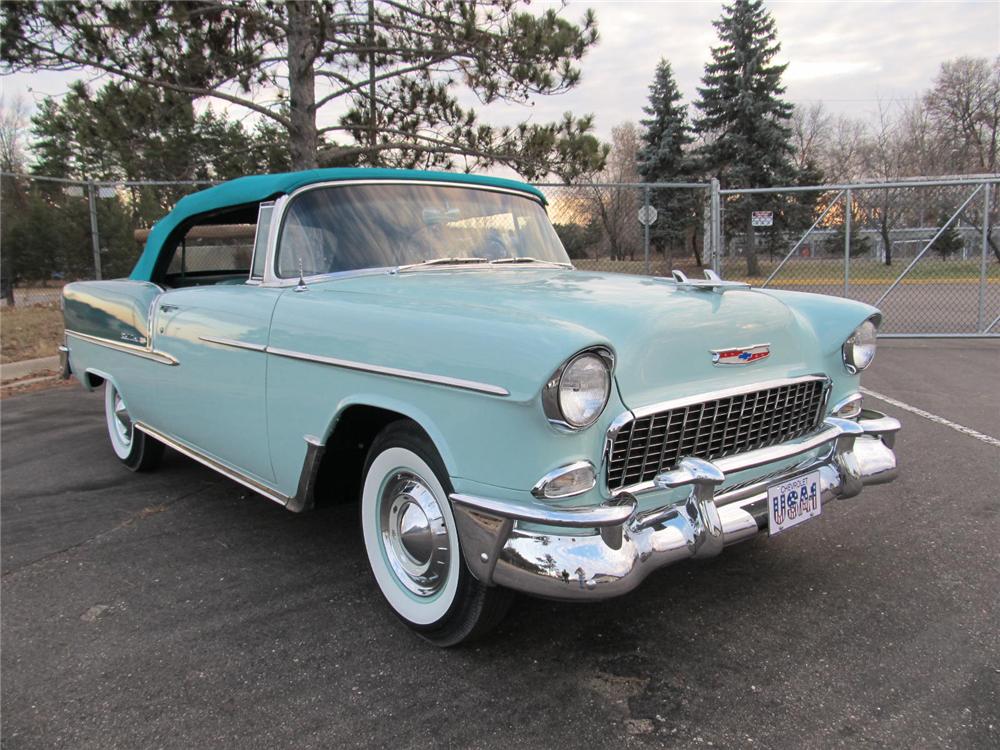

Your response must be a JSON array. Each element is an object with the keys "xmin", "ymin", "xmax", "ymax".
[{"xmin": 62, "ymin": 169, "xmax": 892, "ymax": 588}]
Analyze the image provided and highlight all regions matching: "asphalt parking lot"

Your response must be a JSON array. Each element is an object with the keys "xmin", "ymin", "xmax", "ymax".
[{"xmin": 2, "ymin": 339, "xmax": 998, "ymax": 749}]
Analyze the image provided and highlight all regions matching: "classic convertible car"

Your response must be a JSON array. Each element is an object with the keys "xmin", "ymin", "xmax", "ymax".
[{"xmin": 60, "ymin": 168, "xmax": 900, "ymax": 646}]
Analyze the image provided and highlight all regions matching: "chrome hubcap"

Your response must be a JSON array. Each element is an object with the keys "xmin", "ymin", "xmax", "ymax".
[
  {"xmin": 113, "ymin": 391, "xmax": 133, "ymax": 446},
  {"xmin": 379, "ymin": 472, "xmax": 450, "ymax": 597}
]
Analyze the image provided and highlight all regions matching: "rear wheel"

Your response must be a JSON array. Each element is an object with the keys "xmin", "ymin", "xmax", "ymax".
[
  {"xmin": 104, "ymin": 381, "xmax": 163, "ymax": 472},
  {"xmin": 360, "ymin": 421, "xmax": 513, "ymax": 646}
]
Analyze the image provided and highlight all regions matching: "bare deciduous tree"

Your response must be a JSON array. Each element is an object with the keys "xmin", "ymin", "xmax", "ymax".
[
  {"xmin": 791, "ymin": 102, "xmax": 832, "ymax": 172},
  {"xmin": 925, "ymin": 56, "xmax": 1000, "ymax": 174},
  {"xmin": 587, "ymin": 122, "xmax": 642, "ymax": 261},
  {"xmin": 0, "ymin": 93, "xmax": 28, "ymax": 173}
]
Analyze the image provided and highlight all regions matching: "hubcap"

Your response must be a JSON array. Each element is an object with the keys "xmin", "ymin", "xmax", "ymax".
[
  {"xmin": 112, "ymin": 391, "xmax": 133, "ymax": 446},
  {"xmin": 379, "ymin": 471, "xmax": 450, "ymax": 597}
]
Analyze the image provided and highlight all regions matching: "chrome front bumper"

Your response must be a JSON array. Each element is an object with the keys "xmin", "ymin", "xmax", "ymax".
[{"xmin": 450, "ymin": 409, "xmax": 900, "ymax": 601}]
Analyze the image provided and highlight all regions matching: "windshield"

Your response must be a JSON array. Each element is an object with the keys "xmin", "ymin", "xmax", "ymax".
[{"xmin": 275, "ymin": 183, "xmax": 570, "ymax": 277}]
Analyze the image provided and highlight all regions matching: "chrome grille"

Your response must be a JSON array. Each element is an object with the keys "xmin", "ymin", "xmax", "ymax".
[{"xmin": 607, "ymin": 378, "xmax": 829, "ymax": 490}]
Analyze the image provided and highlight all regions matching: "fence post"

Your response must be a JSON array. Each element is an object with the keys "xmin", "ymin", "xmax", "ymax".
[
  {"xmin": 979, "ymin": 181, "xmax": 992, "ymax": 333},
  {"xmin": 87, "ymin": 182, "xmax": 102, "ymax": 281},
  {"xmin": 643, "ymin": 186, "xmax": 651, "ymax": 276},
  {"xmin": 843, "ymin": 188, "xmax": 851, "ymax": 297},
  {"xmin": 710, "ymin": 178, "xmax": 721, "ymax": 274}
]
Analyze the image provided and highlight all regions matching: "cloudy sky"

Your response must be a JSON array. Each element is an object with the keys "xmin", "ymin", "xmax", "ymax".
[
  {"xmin": 476, "ymin": 0, "xmax": 1000, "ymax": 140},
  {"xmin": 3, "ymin": 0, "xmax": 998, "ymax": 145}
]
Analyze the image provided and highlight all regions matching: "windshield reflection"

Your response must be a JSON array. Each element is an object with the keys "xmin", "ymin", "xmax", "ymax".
[{"xmin": 276, "ymin": 183, "xmax": 571, "ymax": 278}]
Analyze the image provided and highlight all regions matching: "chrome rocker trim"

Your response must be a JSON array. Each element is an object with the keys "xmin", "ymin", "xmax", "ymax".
[
  {"xmin": 136, "ymin": 422, "xmax": 290, "ymax": 506},
  {"xmin": 449, "ymin": 409, "xmax": 900, "ymax": 600},
  {"xmin": 134, "ymin": 424, "xmax": 328, "ymax": 513}
]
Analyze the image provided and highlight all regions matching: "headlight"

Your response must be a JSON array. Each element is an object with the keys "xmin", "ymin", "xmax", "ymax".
[
  {"xmin": 543, "ymin": 348, "xmax": 613, "ymax": 429},
  {"xmin": 842, "ymin": 319, "xmax": 878, "ymax": 372}
]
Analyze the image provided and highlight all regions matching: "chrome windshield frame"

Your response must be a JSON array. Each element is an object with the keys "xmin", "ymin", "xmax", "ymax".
[{"xmin": 260, "ymin": 179, "xmax": 559, "ymax": 288}]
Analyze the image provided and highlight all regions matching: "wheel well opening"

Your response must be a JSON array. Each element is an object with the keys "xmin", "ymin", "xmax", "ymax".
[
  {"xmin": 84, "ymin": 371, "xmax": 106, "ymax": 389},
  {"xmin": 312, "ymin": 406, "xmax": 425, "ymax": 510}
]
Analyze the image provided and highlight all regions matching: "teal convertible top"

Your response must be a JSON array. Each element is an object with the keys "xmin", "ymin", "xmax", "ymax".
[{"xmin": 129, "ymin": 167, "xmax": 547, "ymax": 280}]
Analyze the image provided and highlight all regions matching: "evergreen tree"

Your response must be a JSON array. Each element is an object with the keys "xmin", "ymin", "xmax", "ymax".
[
  {"xmin": 3, "ymin": 1, "xmax": 606, "ymax": 178},
  {"xmin": 932, "ymin": 214, "xmax": 965, "ymax": 259},
  {"xmin": 637, "ymin": 59, "xmax": 700, "ymax": 263},
  {"xmin": 823, "ymin": 221, "xmax": 872, "ymax": 258},
  {"xmin": 694, "ymin": 0, "xmax": 798, "ymax": 275},
  {"xmin": 30, "ymin": 81, "xmax": 292, "ymax": 190},
  {"xmin": 21, "ymin": 81, "xmax": 297, "ymax": 281}
]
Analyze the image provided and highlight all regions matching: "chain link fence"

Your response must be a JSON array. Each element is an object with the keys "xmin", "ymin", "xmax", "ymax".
[
  {"xmin": 534, "ymin": 182, "xmax": 711, "ymax": 278},
  {"xmin": 2, "ymin": 172, "xmax": 997, "ymax": 336},
  {"xmin": 716, "ymin": 178, "xmax": 999, "ymax": 335},
  {"xmin": 0, "ymin": 173, "xmax": 211, "ymax": 307}
]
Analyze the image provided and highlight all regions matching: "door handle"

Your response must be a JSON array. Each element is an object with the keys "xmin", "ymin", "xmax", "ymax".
[{"xmin": 159, "ymin": 303, "xmax": 180, "ymax": 313}]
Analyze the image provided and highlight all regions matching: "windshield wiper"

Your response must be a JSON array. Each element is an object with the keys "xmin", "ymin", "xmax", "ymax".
[
  {"xmin": 397, "ymin": 256, "xmax": 490, "ymax": 272},
  {"xmin": 489, "ymin": 257, "xmax": 572, "ymax": 268}
]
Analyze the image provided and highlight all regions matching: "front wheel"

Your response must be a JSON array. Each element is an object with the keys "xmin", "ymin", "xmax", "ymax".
[
  {"xmin": 360, "ymin": 421, "xmax": 513, "ymax": 646},
  {"xmin": 104, "ymin": 381, "xmax": 163, "ymax": 472}
]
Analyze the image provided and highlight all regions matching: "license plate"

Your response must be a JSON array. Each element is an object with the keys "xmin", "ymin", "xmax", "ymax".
[{"xmin": 767, "ymin": 470, "xmax": 822, "ymax": 536}]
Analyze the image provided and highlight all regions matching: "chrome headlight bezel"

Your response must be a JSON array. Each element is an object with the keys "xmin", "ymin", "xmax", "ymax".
[
  {"xmin": 542, "ymin": 347, "xmax": 614, "ymax": 430},
  {"xmin": 842, "ymin": 317, "xmax": 879, "ymax": 374}
]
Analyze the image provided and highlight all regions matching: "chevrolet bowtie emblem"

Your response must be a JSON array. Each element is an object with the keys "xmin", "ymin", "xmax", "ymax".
[{"xmin": 711, "ymin": 344, "xmax": 770, "ymax": 365}]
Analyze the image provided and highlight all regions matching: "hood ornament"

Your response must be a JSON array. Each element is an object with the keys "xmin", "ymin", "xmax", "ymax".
[
  {"xmin": 711, "ymin": 344, "xmax": 770, "ymax": 365},
  {"xmin": 668, "ymin": 269, "xmax": 750, "ymax": 292}
]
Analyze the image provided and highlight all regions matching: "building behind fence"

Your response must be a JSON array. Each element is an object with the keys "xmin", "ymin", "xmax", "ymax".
[{"xmin": 2, "ymin": 172, "xmax": 997, "ymax": 336}]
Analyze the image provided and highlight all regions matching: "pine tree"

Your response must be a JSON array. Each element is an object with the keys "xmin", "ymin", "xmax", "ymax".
[
  {"xmin": 823, "ymin": 222, "xmax": 872, "ymax": 258},
  {"xmin": 932, "ymin": 214, "xmax": 965, "ymax": 259},
  {"xmin": 694, "ymin": 0, "xmax": 798, "ymax": 275},
  {"xmin": 637, "ymin": 59, "xmax": 700, "ymax": 263},
  {"xmin": 3, "ymin": 1, "xmax": 605, "ymax": 178}
]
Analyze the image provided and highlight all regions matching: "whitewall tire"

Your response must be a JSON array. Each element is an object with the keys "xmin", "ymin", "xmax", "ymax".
[
  {"xmin": 360, "ymin": 421, "xmax": 514, "ymax": 646},
  {"xmin": 103, "ymin": 381, "xmax": 163, "ymax": 472}
]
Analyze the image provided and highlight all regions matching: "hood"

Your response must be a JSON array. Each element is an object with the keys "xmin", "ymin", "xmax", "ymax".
[{"xmin": 277, "ymin": 269, "xmax": 876, "ymax": 407}]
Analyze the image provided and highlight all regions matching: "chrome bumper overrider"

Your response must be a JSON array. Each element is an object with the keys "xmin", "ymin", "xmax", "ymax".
[
  {"xmin": 58, "ymin": 342, "xmax": 71, "ymax": 380},
  {"xmin": 449, "ymin": 409, "xmax": 900, "ymax": 601}
]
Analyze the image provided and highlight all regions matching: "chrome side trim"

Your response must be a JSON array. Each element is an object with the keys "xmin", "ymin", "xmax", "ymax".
[
  {"xmin": 450, "ymin": 492, "xmax": 636, "ymax": 528},
  {"xmin": 65, "ymin": 329, "xmax": 179, "ymax": 366},
  {"xmin": 267, "ymin": 345, "xmax": 510, "ymax": 396},
  {"xmin": 134, "ymin": 422, "xmax": 289, "ymax": 507},
  {"xmin": 198, "ymin": 335, "xmax": 268, "ymax": 353}
]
